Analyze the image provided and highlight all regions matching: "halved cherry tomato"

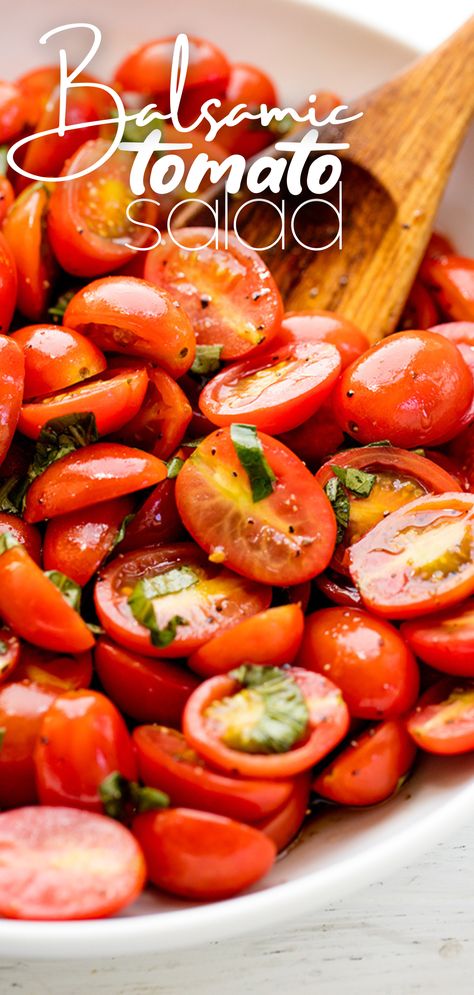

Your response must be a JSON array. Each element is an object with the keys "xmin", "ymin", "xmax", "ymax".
[
  {"xmin": 94, "ymin": 542, "xmax": 271, "ymax": 658},
  {"xmin": 422, "ymin": 256, "xmax": 474, "ymax": 321},
  {"xmin": 275, "ymin": 310, "xmax": 369, "ymax": 369},
  {"xmin": 183, "ymin": 667, "xmax": 349, "ymax": 778},
  {"xmin": 188, "ymin": 604, "xmax": 304, "ymax": 677},
  {"xmin": 64, "ymin": 276, "xmax": 195, "ymax": 377},
  {"xmin": 401, "ymin": 600, "xmax": 474, "ymax": 677},
  {"xmin": 95, "ymin": 636, "xmax": 199, "ymax": 725},
  {"xmin": 114, "ymin": 35, "xmax": 230, "ymax": 102},
  {"xmin": 0, "ymin": 681, "xmax": 58, "ymax": 809},
  {"xmin": 118, "ymin": 477, "xmax": 185, "ymax": 551},
  {"xmin": 0, "ymin": 629, "xmax": 20, "ymax": 685},
  {"xmin": 349, "ymin": 493, "xmax": 474, "ymax": 619},
  {"xmin": 407, "ymin": 679, "xmax": 474, "ymax": 755},
  {"xmin": 256, "ymin": 773, "xmax": 311, "ymax": 851},
  {"xmin": 15, "ymin": 645, "xmax": 93, "ymax": 691},
  {"xmin": 0, "ymin": 337, "xmax": 24, "ymax": 468},
  {"xmin": 144, "ymin": 229, "xmax": 283, "ymax": 360},
  {"xmin": 117, "ymin": 367, "xmax": 192, "ymax": 458},
  {"xmin": 3, "ymin": 183, "xmax": 57, "ymax": 321},
  {"xmin": 334, "ymin": 331, "xmax": 473, "ymax": 447},
  {"xmin": 279, "ymin": 403, "xmax": 344, "ymax": 467},
  {"xmin": 313, "ymin": 720, "xmax": 417, "ymax": 806},
  {"xmin": 199, "ymin": 339, "xmax": 341, "ymax": 434},
  {"xmin": 133, "ymin": 725, "xmax": 293, "ymax": 823},
  {"xmin": 0, "ymin": 233, "xmax": 17, "ymax": 334},
  {"xmin": 175, "ymin": 428, "xmax": 336, "ymax": 586},
  {"xmin": 423, "ymin": 448, "xmax": 470, "ymax": 492},
  {"xmin": 0, "ymin": 806, "xmax": 146, "ymax": 920},
  {"xmin": 18, "ymin": 368, "xmax": 149, "ymax": 440},
  {"xmin": 10, "ymin": 325, "xmax": 107, "ymax": 400},
  {"xmin": 24, "ymin": 443, "xmax": 167, "ymax": 523},
  {"xmin": 34, "ymin": 689, "xmax": 137, "ymax": 811},
  {"xmin": 297, "ymin": 607, "xmax": 419, "ymax": 719},
  {"xmin": 0, "ymin": 514, "xmax": 41, "ymax": 564},
  {"xmin": 43, "ymin": 496, "xmax": 135, "ymax": 586},
  {"xmin": 398, "ymin": 280, "xmax": 439, "ymax": 330},
  {"xmin": 133, "ymin": 807, "xmax": 275, "ymax": 901},
  {"xmin": 48, "ymin": 140, "xmax": 159, "ymax": 277},
  {"xmin": 0, "ymin": 80, "xmax": 27, "ymax": 142}
]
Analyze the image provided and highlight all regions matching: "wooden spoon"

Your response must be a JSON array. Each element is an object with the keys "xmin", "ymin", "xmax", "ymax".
[{"xmin": 175, "ymin": 17, "xmax": 474, "ymax": 343}]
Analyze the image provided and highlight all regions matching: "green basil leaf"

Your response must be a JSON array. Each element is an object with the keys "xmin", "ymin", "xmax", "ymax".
[
  {"xmin": 26, "ymin": 412, "xmax": 99, "ymax": 492},
  {"xmin": 364, "ymin": 439, "xmax": 392, "ymax": 448},
  {"xmin": 45, "ymin": 570, "xmax": 82, "ymax": 612},
  {"xmin": 324, "ymin": 477, "xmax": 350, "ymax": 544},
  {"xmin": 112, "ymin": 513, "xmax": 136, "ymax": 550},
  {"xmin": 0, "ymin": 640, "xmax": 8, "ymax": 655},
  {"xmin": 166, "ymin": 456, "xmax": 184, "ymax": 479},
  {"xmin": 86, "ymin": 622, "xmax": 106, "ymax": 636},
  {"xmin": 129, "ymin": 782, "xmax": 169, "ymax": 814},
  {"xmin": 331, "ymin": 465, "xmax": 376, "ymax": 498},
  {"xmin": 127, "ymin": 567, "xmax": 197, "ymax": 647},
  {"xmin": 213, "ymin": 664, "xmax": 310, "ymax": 754},
  {"xmin": 230, "ymin": 423, "xmax": 276, "ymax": 503},
  {"xmin": 139, "ymin": 567, "xmax": 198, "ymax": 599},
  {"xmin": 0, "ymin": 531, "xmax": 20, "ymax": 556},
  {"xmin": 47, "ymin": 288, "xmax": 76, "ymax": 323},
  {"xmin": 99, "ymin": 771, "xmax": 169, "ymax": 820},
  {"xmin": 191, "ymin": 344, "xmax": 223, "ymax": 376},
  {"xmin": 0, "ymin": 477, "xmax": 26, "ymax": 515},
  {"xmin": 0, "ymin": 146, "xmax": 8, "ymax": 177}
]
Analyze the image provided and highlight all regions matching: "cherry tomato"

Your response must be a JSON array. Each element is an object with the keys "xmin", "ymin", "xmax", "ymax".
[
  {"xmin": 48, "ymin": 140, "xmax": 159, "ymax": 277},
  {"xmin": 63, "ymin": 276, "xmax": 195, "ymax": 377},
  {"xmin": 175, "ymin": 428, "xmax": 336, "ymax": 586},
  {"xmin": 430, "ymin": 322, "xmax": 474, "ymax": 429},
  {"xmin": 15, "ymin": 645, "xmax": 93, "ymax": 691},
  {"xmin": 16, "ymin": 65, "xmax": 61, "ymax": 127},
  {"xmin": 407, "ymin": 679, "xmax": 474, "ymax": 755},
  {"xmin": 188, "ymin": 604, "xmax": 304, "ymax": 677},
  {"xmin": 95, "ymin": 636, "xmax": 199, "ymax": 725},
  {"xmin": 94, "ymin": 542, "xmax": 271, "ymax": 659},
  {"xmin": 114, "ymin": 36, "xmax": 230, "ymax": 101},
  {"xmin": 401, "ymin": 600, "xmax": 474, "ymax": 677},
  {"xmin": 0, "ymin": 232, "xmax": 18, "ymax": 334},
  {"xmin": 448, "ymin": 423, "xmax": 474, "ymax": 490},
  {"xmin": 0, "ymin": 629, "xmax": 20, "ymax": 685},
  {"xmin": 117, "ymin": 367, "xmax": 192, "ymax": 458},
  {"xmin": 0, "ymin": 175, "xmax": 14, "ymax": 226},
  {"xmin": 315, "ymin": 569, "xmax": 363, "ymax": 608},
  {"xmin": 313, "ymin": 720, "xmax": 416, "ymax": 806},
  {"xmin": 297, "ymin": 607, "xmax": 419, "ymax": 719},
  {"xmin": 43, "ymin": 496, "xmax": 135, "ymax": 586},
  {"xmin": 212, "ymin": 63, "xmax": 278, "ymax": 157},
  {"xmin": 144, "ymin": 229, "xmax": 283, "ymax": 360},
  {"xmin": 0, "ymin": 806, "xmax": 146, "ymax": 920},
  {"xmin": 18, "ymin": 368, "xmax": 149, "ymax": 440},
  {"xmin": 0, "ymin": 80, "xmax": 27, "ymax": 142},
  {"xmin": 398, "ymin": 280, "xmax": 439, "ymax": 330},
  {"xmin": 133, "ymin": 807, "xmax": 275, "ymax": 901},
  {"xmin": 10, "ymin": 324, "xmax": 107, "ymax": 400},
  {"xmin": 334, "ymin": 330, "xmax": 473, "ymax": 447},
  {"xmin": 0, "ymin": 681, "xmax": 58, "ymax": 809},
  {"xmin": 3, "ymin": 183, "xmax": 57, "ymax": 321},
  {"xmin": 423, "ymin": 256, "xmax": 474, "ymax": 321},
  {"xmin": 0, "ymin": 336, "xmax": 25, "ymax": 467},
  {"xmin": 199, "ymin": 339, "xmax": 341, "ymax": 434},
  {"xmin": 183, "ymin": 667, "xmax": 349, "ymax": 778},
  {"xmin": 24, "ymin": 443, "xmax": 167, "ymax": 523},
  {"xmin": 133, "ymin": 725, "xmax": 293, "ymax": 823},
  {"xmin": 275, "ymin": 310, "xmax": 369, "ymax": 369},
  {"xmin": 179, "ymin": 371, "xmax": 218, "ymax": 439},
  {"xmin": 118, "ymin": 477, "xmax": 185, "ymax": 551},
  {"xmin": 256, "ymin": 773, "xmax": 311, "ymax": 851},
  {"xmin": 279, "ymin": 402, "xmax": 344, "ymax": 467},
  {"xmin": 349, "ymin": 493, "xmax": 474, "ymax": 619},
  {"xmin": 34, "ymin": 689, "xmax": 137, "ymax": 811},
  {"xmin": 0, "ymin": 514, "xmax": 41, "ymax": 564},
  {"xmin": 419, "ymin": 231, "xmax": 455, "ymax": 277}
]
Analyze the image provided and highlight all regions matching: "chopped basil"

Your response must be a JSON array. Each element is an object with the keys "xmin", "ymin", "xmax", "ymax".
[
  {"xmin": 364, "ymin": 439, "xmax": 392, "ymax": 448},
  {"xmin": 230, "ymin": 423, "xmax": 276, "ymax": 503},
  {"xmin": 330, "ymin": 465, "xmax": 376, "ymax": 497},
  {"xmin": 324, "ymin": 476, "xmax": 350, "ymax": 544},
  {"xmin": 411, "ymin": 448, "xmax": 426, "ymax": 457},
  {"xmin": 0, "ymin": 146, "xmax": 8, "ymax": 176},
  {"xmin": 112, "ymin": 513, "xmax": 136, "ymax": 550},
  {"xmin": 47, "ymin": 288, "xmax": 76, "ymax": 323},
  {"xmin": 0, "ymin": 476, "xmax": 24, "ymax": 515},
  {"xmin": 0, "ymin": 640, "xmax": 8, "ymax": 655},
  {"xmin": 191, "ymin": 344, "xmax": 223, "ymax": 376},
  {"xmin": 45, "ymin": 571, "xmax": 82, "ymax": 612},
  {"xmin": 127, "ymin": 566, "xmax": 197, "ymax": 648},
  {"xmin": 99, "ymin": 771, "xmax": 169, "ymax": 820},
  {"xmin": 138, "ymin": 567, "xmax": 198, "ymax": 600},
  {"xmin": 181, "ymin": 436, "xmax": 205, "ymax": 449},
  {"xmin": 86, "ymin": 622, "xmax": 106, "ymax": 636},
  {"xmin": 0, "ymin": 727, "xmax": 5, "ymax": 753},
  {"xmin": 0, "ymin": 531, "xmax": 19, "ymax": 556},
  {"xmin": 166, "ymin": 456, "xmax": 184, "ymax": 479}
]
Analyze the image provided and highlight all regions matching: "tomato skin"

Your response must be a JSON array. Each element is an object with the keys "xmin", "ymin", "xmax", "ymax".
[
  {"xmin": 275, "ymin": 310, "xmax": 369, "ymax": 369},
  {"xmin": 95, "ymin": 637, "xmax": 199, "ymax": 725},
  {"xmin": 175, "ymin": 428, "xmax": 337, "ymax": 587},
  {"xmin": 398, "ymin": 280, "xmax": 439, "ymax": 330},
  {"xmin": 297, "ymin": 608, "xmax": 419, "ymax": 719},
  {"xmin": 183, "ymin": 667, "xmax": 350, "ymax": 779},
  {"xmin": 118, "ymin": 478, "xmax": 185, "ymax": 552},
  {"xmin": 43, "ymin": 496, "xmax": 135, "ymax": 586},
  {"xmin": 0, "ymin": 176, "xmax": 14, "ymax": 226},
  {"xmin": 0, "ymin": 514, "xmax": 41, "ymax": 565},
  {"xmin": 3, "ymin": 183, "xmax": 56, "ymax": 321},
  {"xmin": 407, "ymin": 679, "xmax": 474, "ymax": 755},
  {"xmin": 215, "ymin": 63, "xmax": 278, "ymax": 157},
  {"xmin": 114, "ymin": 35, "xmax": 230, "ymax": 98},
  {"xmin": 24, "ymin": 442, "xmax": 167, "ymax": 523},
  {"xmin": 11, "ymin": 325, "xmax": 107, "ymax": 401},
  {"xmin": 133, "ymin": 725, "xmax": 294, "ymax": 823},
  {"xmin": 133, "ymin": 808, "xmax": 275, "ymax": 901},
  {"xmin": 401, "ymin": 600, "xmax": 474, "ymax": 677},
  {"xmin": 64, "ymin": 276, "xmax": 196, "ymax": 377},
  {"xmin": 0, "ymin": 629, "xmax": 20, "ymax": 685},
  {"xmin": 279, "ymin": 402, "xmax": 344, "ymax": 468},
  {"xmin": 144, "ymin": 229, "xmax": 283, "ymax": 360},
  {"xmin": 256, "ymin": 773, "xmax": 311, "ymax": 851},
  {"xmin": 0, "ymin": 234, "xmax": 17, "ymax": 336},
  {"xmin": 334, "ymin": 330, "xmax": 473, "ymax": 447},
  {"xmin": 188, "ymin": 604, "xmax": 305, "ymax": 678},
  {"xmin": 0, "ymin": 336, "xmax": 24, "ymax": 468},
  {"xmin": 0, "ymin": 80, "xmax": 27, "ymax": 141},
  {"xmin": 0, "ymin": 806, "xmax": 146, "ymax": 921},
  {"xmin": 34, "ymin": 689, "xmax": 137, "ymax": 812},
  {"xmin": 117, "ymin": 367, "xmax": 192, "ymax": 459},
  {"xmin": 448, "ymin": 423, "xmax": 474, "ymax": 490},
  {"xmin": 0, "ymin": 544, "xmax": 94, "ymax": 653},
  {"xmin": 315, "ymin": 570, "xmax": 363, "ymax": 608},
  {"xmin": 16, "ymin": 65, "xmax": 61, "ymax": 127},
  {"xmin": 94, "ymin": 543, "xmax": 272, "ymax": 659},
  {"xmin": 0, "ymin": 681, "xmax": 58, "ymax": 809},
  {"xmin": 423, "ymin": 256, "xmax": 474, "ymax": 321},
  {"xmin": 313, "ymin": 720, "xmax": 417, "ymax": 806},
  {"xmin": 15, "ymin": 645, "xmax": 93, "ymax": 691},
  {"xmin": 18, "ymin": 368, "xmax": 149, "ymax": 440}
]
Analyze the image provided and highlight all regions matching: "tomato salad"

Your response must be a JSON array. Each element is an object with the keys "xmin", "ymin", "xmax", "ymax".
[{"xmin": 0, "ymin": 36, "xmax": 473, "ymax": 922}]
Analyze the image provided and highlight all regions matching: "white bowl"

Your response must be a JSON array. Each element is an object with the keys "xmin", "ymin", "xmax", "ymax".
[{"xmin": 2, "ymin": 0, "xmax": 473, "ymax": 960}]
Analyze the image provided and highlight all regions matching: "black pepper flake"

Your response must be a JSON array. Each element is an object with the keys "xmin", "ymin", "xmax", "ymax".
[
  {"xmin": 346, "ymin": 389, "xmax": 354, "ymax": 398},
  {"xmin": 200, "ymin": 294, "xmax": 211, "ymax": 309},
  {"xmin": 232, "ymin": 471, "xmax": 238, "ymax": 478},
  {"xmin": 288, "ymin": 525, "xmax": 295, "ymax": 533}
]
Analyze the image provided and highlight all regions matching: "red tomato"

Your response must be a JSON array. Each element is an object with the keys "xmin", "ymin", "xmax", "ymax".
[
  {"xmin": 297, "ymin": 607, "xmax": 419, "ymax": 719},
  {"xmin": 275, "ymin": 310, "xmax": 369, "ymax": 369},
  {"xmin": 0, "ymin": 806, "xmax": 146, "ymax": 920},
  {"xmin": 407, "ymin": 679, "xmax": 474, "ymax": 755},
  {"xmin": 349, "ymin": 493, "xmax": 474, "ymax": 619},
  {"xmin": 188, "ymin": 604, "xmax": 305, "ymax": 677},
  {"xmin": 144, "ymin": 229, "xmax": 283, "ymax": 360},
  {"xmin": 24, "ymin": 443, "xmax": 167, "ymax": 523},
  {"xmin": 0, "ymin": 543, "xmax": 94, "ymax": 652},
  {"xmin": 34, "ymin": 689, "xmax": 137, "ymax": 811},
  {"xmin": 448, "ymin": 423, "xmax": 474, "ymax": 490},
  {"xmin": 0, "ymin": 514, "xmax": 41, "ymax": 564},
  {"xmin": 0, "ymin": 629, "xmax": 20, "ymax": 685},
  {"xmin": 179, "ymin": 371, "xmax": 218, "ymax": 439},
  {"xmin": 419, "ymin": 231, "xmax": 455, "ymax": 272},
  {"xmin": 95, "ymin": 636, "xmax": 199, "ymax": 725},
  {"xmin": 334, "ymin": 331, "xmax": 473, "ymax": 447},
  {"xmin": 3, "ymin": 183, "xmax": 57, "ymax": 321},
  {"xmin": 430, "ymin": 322, "xmax": 474, "ymax": 429},
  {"xmin": 256, "ymin": 773, "xmax": 311, "ymax": 851},
  {"xmin": 15, "ymin": 645, "xmax": 93, "ymax": 691},
  {"xmin": 0, "ymin": 233, "xmax": 18, "ymax": 334},
  {"xmin": 18, "ymin": 368, "xmax": 149, "ymax": 440},
  {"xmin": 313, "ymin": 720, "xmax": 416, "ymax": 806},
  {"xmin": 43, "ymin": 496, "xmax": 135, "ymax": 586},
  {"xmin": 63, "ymin": 276, "xmax": 195, "ymax": 377},
  {"xmin": 16, "ymin": 65, "xmax": 61, "ymax": 127},
  {"xmin": 398, "ymin": 280, "xmax": 439, "ymax": 330},
  {"xmin": 315, "ymin": 569, "xmax": 363, "ymax": 608},
  {"xmin": 10, "ymin": 325, "xmax": 107, "ymax": 400},
  {"xmin": 183, "ymin": 667, "xmax": 350, "ymax": 778},
  {"xmin": 0, "ymin": 337, "xmax": 25, "ymax": 466},
  {"xmin": 117, "ymin": 367, "xmax": 192, "ymax": 458},
  {"xmin": 287, "ymin": 580, "xmax": 311, "ymax": 612},
  {"xmin": 133, "ymin": 725, "xmax": 293, "ymax": 823},
  {"xmin": 279, "ymin": 402, "xmax": 344, "ymax": 467},
  {"xmin": 118, "ymin": 478, "xmax": 185, "ymax": 551},
  {"xmin": 0, "ymin": 175, "xmax": 14, "ymax": 226},
  {"xmin": 401, "ymin": 600, "xmax": 474, "ymax": 677},
  {"xmin": 133, "ymin": 807, "xmax": 275, "ymax": 901},
  {"xmin": 175, "ymin": 428, "xmax": 337, "ymax": 586},
  {"xmin": 114, "ymin": 36, "xmax": 230, "ymax": 100},
  {"xmin": 422, "ymin": 256, "xmax": 474, "ymax": 321},
  {"xmin": 0, "ymin": 681, "xmax": 58, "ymax": 809},
  {"xmin": 212, "ymin": 63, "xmax": 278, "ymax": 157},
  {"xmin": 48, "ymin": 140, "xmax": 159, "ymax": 277},
  {"xmin": 94, "ymin": 542, "xmax": 271, "ymax": 659},
  {"xmin": 199, "ymin": 340, "xmax": 341, "ymax": 434},
  {"xmin": 0, "ymin": 79, "xmax": 27, "ymax": 141}
]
